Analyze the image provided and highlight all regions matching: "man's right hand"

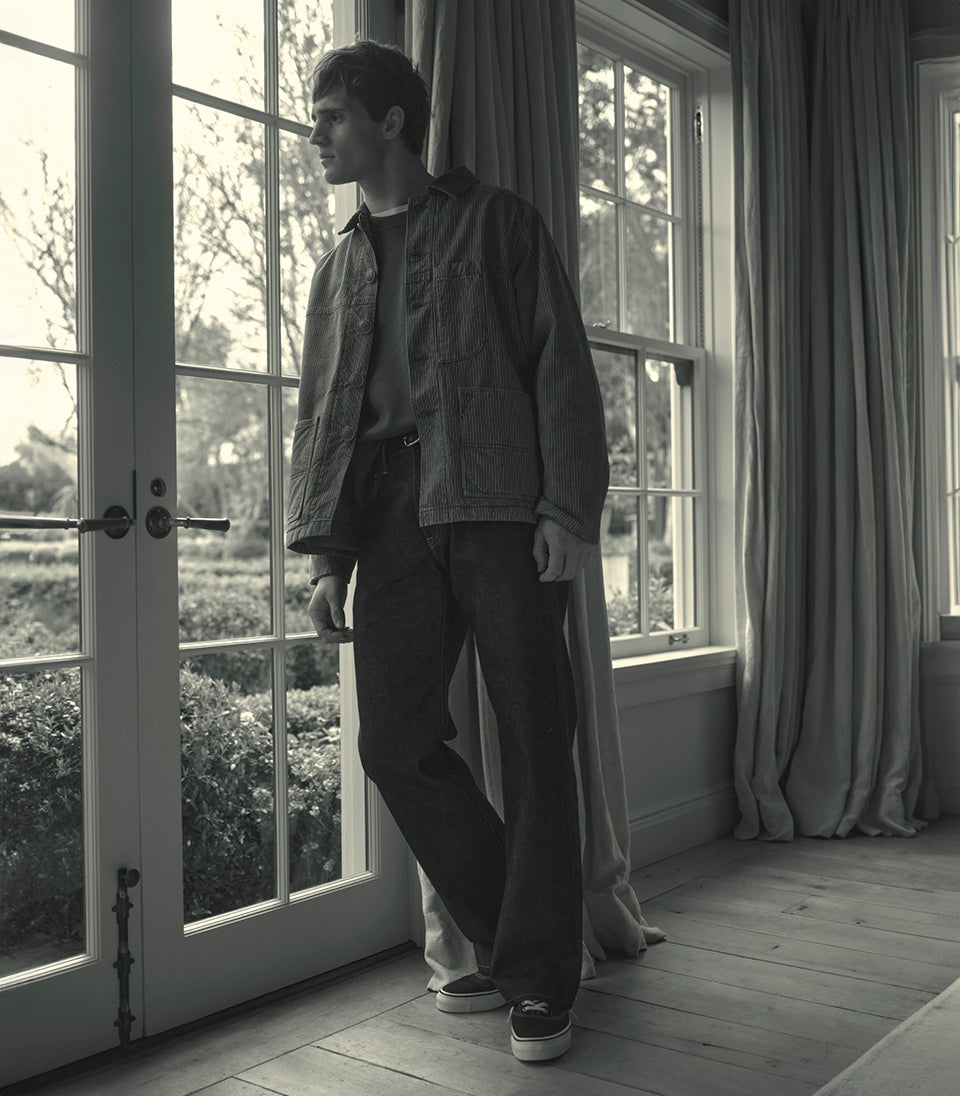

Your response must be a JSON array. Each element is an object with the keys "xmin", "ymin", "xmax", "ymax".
[{"xmin": 309, "ymin": 576, "xmax": 354, "ymax": 643}]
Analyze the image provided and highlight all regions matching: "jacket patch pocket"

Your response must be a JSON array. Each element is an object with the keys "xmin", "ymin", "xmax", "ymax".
[
  {"xmin": 436, "ymin": 260, "xmax": 486, "ymax": 361},
  {"xmin": 459, "ymin": 387, "xmax": 541, "ymax": 503},
  {"xmin": 287, "ymin": 417, "xmax": 320, "ymax": 524}
]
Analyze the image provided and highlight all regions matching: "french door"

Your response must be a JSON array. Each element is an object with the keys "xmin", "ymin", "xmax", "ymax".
[{"xmin": 0, "ymin": 2, "xmax": 408, "ymax": 1086}]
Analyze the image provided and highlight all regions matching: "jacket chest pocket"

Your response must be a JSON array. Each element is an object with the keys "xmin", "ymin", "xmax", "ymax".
[{"xmin": 435, "ymin": 260, "xmax": 486, "ymax": 361}]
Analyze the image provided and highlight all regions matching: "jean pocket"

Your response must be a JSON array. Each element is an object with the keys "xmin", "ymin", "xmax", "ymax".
[{"xmin": 435, "ymin": 260, "xmax": 486, "ymax": 361}]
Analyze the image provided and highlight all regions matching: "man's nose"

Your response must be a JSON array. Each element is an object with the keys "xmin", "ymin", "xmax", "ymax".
[{"xmin": 310, "ymin": 124, "xmax": 327, "ymax": 146}]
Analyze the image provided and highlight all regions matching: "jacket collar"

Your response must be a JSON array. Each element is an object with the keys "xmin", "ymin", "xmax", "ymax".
[{"xmin": 339, "ymin": 166, "xmax": 479, "ymax": 234}]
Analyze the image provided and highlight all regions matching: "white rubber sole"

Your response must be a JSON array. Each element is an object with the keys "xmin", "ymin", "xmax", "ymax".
[
  {"xmin": 510, "ymin": 1016, "xmax": 573, "ymax": 1061},
  {"xmin": 436, "ymin": 988, "xmax": 507, "ymax": 1013}
]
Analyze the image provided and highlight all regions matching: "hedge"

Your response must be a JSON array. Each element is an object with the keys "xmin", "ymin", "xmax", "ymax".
[
  {"xmin": 0, "ymin": 557, "xmax": 337, "ymax": 688},
  {"xmin": 0, "ymin": 668, "xmax": 343, "ymax": 954}
]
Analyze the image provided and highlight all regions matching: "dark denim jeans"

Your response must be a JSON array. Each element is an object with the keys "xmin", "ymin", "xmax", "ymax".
[{"xmin": 351, "ymin": 443, "xmax": 582, "ymax": 1011}]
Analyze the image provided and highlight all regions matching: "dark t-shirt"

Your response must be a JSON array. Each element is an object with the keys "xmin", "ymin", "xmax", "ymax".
[{"xmin": 358, "ymin": 207, "xmax": 417, "ymax": 441}]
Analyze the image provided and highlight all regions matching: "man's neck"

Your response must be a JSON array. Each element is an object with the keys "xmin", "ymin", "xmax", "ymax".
[{"xmin": 360, "ymin": 155, "xmax": 433, "ymax": 214}]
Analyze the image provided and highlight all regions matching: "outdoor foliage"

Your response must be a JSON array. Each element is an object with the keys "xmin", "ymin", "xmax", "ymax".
[
  {"xmin": 0, "ymin": 666, "xmax": 342, "ymax": 951},
  {"xmin": 0, "ymin": 671, "xmax": 84, "ymax": 955},
  {"xmin": 180, "ymin": 670, "xmax": 342, "ymax": 922}
]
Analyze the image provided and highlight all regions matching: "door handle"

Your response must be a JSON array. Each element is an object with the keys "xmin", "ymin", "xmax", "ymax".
[
  {"xmin": 0, "ymin": 505, "xmax": 133, "ymax": 538},
  {"xmin": 144, "ymin": 506, "xmax": 230, "ymax": 539}
]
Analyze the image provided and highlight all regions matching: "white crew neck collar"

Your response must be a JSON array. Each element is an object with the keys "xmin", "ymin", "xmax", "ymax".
[{"xmin": 370, "ymin": 203, "xmax": 409, "ymax": 218}]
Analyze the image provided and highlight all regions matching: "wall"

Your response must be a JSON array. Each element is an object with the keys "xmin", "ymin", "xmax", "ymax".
[
  {"xmin": 920, "ymin": 643, "xmax": 960, "ymax": 816},
  {"xmin": 614, "ymin": 653, "xmax": 739, "ymax": 868}
]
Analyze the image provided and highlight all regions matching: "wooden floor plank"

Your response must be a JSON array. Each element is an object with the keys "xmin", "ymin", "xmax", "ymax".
[
  {"xmin": 238, "ymin": 1045, "xmax": 459, "ymax": 1096},
  {"xmin": 387, "ymin": 990, "xmax": 830, "ymax": 1093},
  {"xmin": 636, "ymin": 905, "xmax": 957, "ymax": 992},
  {"xmin": 191, "ymin": 1081, "xmax": 285, "ymax": 1096},
  {"xmin": 622, "ymin": 940, "xmax": 932, "ymax": 1018},
  {"xmin": 26, "ymin": 953, "xmax": 431, "ymax": 1096},
  {"xmin": 573, "ymin": 984, "xmax": 854, "ymax": 1087},
  {"xmin": 784, "ymin": 828, "xmax": 960, "ymax": 865},
  {"xmin": 629, "ymin": 838, "xmax": 761, "ymax": 902},
  {"xmin": 642, "ymin": 891, "xmax": 960, "ymax": 968},
  {"xmin": 744, "ymin": 845, "xmax": 960, "ymax": 893},
  {"xmin": 670, "ymin": 874, "xmax": 821, "ymax": 911},
  {"xmin": 588, "ymin": 959, "xmax": 895, "ymax": 1050},
  {"xmin": 707, "ymin": 862, "xmax": 960, "ymax": 917},
  {"xmin": 316, "ymin": 1017, "xmax": 657, "ymax": 1096},
  {"xmin": 785, "ymin": 895, "xmax": 960, "ymax": 943}
]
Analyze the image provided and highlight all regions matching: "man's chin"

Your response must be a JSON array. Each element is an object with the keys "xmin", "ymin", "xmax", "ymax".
[{"xmin": 320, "ymin": 160, "xmax": 343, "ymax": 183}]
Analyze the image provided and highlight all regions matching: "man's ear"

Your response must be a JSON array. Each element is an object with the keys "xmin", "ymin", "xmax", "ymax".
[{"xmin": 382, "ymin": 104, "xmax": 406, "ymax": 142}]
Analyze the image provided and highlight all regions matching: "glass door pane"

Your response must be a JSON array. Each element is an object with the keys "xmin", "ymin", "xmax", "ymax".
[
  {"xmin": 0, "ymin": 364, "xmax": 84, "ymax": 979},
  {"xmin": 0, "ymin": 1, "xmax": 141, "ymax": 1083},
  {"xmin": 136, "ymin": 0, "xmax": 409, "ymax": 1038}
]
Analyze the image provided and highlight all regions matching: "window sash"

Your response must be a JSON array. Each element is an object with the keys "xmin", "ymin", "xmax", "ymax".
[{"xmin": 590, "ymin": 332, "xmax": 707, "ymax": 654}]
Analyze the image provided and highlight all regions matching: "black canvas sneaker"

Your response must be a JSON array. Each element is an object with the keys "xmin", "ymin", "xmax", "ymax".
[
  {"xmin": 509, "ymin": 999, "xmax": 573, "ymax": 1061},
  {"xmin": 436, "ymin": 972, "xmax": 507, "ymax": 1013}
]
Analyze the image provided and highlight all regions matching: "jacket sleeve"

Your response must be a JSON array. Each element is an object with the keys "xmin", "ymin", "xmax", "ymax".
[
  {"xmin": 310, "ymin": 549, "xmax": 357, "ymax": 585},
  {"xmin": 512, "ymin": 205, "xmax": 609, "ymax": 543}
]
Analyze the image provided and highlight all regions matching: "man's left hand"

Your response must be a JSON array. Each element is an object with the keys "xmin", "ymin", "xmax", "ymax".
[{"xmin": 533, "ymin": 517, "xmax": 595, "ymax": 583}]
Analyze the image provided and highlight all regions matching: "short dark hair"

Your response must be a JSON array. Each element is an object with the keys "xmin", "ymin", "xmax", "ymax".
[{"xmin": 311, "ymin": 40, "xmax": 431, "ymax": 156}]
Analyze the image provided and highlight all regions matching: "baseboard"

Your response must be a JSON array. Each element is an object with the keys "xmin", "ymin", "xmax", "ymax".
[{"xmin": 629, "ymin": 786, "xmax": 738, "ymax": 870}]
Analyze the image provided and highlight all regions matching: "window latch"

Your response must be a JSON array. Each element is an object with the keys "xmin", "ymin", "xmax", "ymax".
[{"xmin": 668, "ymin": 633, "xmax": 689, "ymax": 646}]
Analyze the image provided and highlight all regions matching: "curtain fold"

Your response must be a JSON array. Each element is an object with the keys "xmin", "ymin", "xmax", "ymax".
[
  {"xmin": 730, "ymin": 0, "xmax": 810, "ymax": 842},
  {"xmin": 731, "ymin": 0, "xmax": 925, "ymax": 841},
  {"xmin": 406, "ymin": 0, "xmax": 663, "ymax": 990}
]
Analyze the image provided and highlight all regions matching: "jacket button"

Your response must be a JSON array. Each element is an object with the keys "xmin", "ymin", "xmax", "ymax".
[
  {"xmin": 341, "ymin": 427, "xmax": 356, "ymax": 441},
  {"xmin": 350, "ymin": 372, "xmax": 364, "ymax": 388},
  {"xmin": 364, "ymin": 269, "xmax": 376, "ymax": 283},
  {"xmin": 358, "ymin": 318, "xmax": 372, "ymax": 333}
]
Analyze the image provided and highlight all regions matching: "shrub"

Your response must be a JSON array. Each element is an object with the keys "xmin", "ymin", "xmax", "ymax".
[
  {"xmin": 0, "ymin": 672, "xmax": 84, "ymax": 953},
  {"xmin": 0, "ymin": 669, "xmax": 342, "ymax": 950},
  {"xmin": 0, "ymin": 561, "xmax": 79, "ymax": 658},
  {"xmin": 0, "ymin": 555, "xmax": 338, "ymax": 687}
]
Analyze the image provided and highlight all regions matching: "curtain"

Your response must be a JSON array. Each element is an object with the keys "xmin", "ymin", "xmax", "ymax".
[
  {"xmin": 731, "ymin": 0, "xmax": 925, "ymax": 840},
  {"xmin": 405, "ymin": 0, "xmax": 664, "ymax": 989}
]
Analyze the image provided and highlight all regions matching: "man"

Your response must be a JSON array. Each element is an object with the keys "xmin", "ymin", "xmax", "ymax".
[{"xmin": 286, "ymin": 39, "xmax": 608, "ymax": 1063}]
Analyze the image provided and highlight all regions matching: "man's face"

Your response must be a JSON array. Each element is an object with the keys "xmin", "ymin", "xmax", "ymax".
[{"xmin": 309, "ymin": 87, "xmax": 390, "ymax": 187}]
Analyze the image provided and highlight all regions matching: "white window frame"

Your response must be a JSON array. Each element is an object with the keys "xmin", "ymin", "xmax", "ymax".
[
  {"xmin": 917, "ymin": 59, "xmax": 960, "ymax": 640},
  {"xmin": 577, "ymin": 0, "xmax": 735, "ymax": 662}
]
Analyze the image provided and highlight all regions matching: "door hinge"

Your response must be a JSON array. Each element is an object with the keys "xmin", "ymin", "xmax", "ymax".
[{"xmin": 113, "ymin": 867, "xmax": 140, "ymax": 1045}]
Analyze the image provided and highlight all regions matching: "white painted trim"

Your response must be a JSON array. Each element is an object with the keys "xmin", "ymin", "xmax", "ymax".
[
  {"xmin": 920, "ymin": 639, "xmax": 960, "ymax": 679},
  {"xmin": 629, "ymin": 786, "xmax": 738, "ymax": 870},
  {"xmin": 614, "ymin": 644, "xmax": 736, "ymax": 707},
  {"xmin": 578, "ymin": 0, "xmax": 729, "ymax": 72},
  {"xmin": 916, "ymin": 61, "xmax": 960, "ymax": 635}
]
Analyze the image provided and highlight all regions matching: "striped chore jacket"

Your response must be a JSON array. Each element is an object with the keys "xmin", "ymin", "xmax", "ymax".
[{"xmin": 285, "ymin": 166, "xmax": 609, "ymax": 581}]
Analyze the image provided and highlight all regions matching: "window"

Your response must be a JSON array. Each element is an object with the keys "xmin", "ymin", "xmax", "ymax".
[
  {"xmin": 946, "ymin": 107, "xmax": 960, "ymax": 620},
  {"xmin": 577, "ymin": 23, "xmax": 711, "ymax": 655},
  {"xmin": 917, "ymin": 62, "xmax": 960, "ymax": 636}
]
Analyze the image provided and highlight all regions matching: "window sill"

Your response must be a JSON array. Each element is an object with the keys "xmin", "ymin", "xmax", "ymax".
[{"xmin": 612, "ymin": 645, "xmax": 736, "ymax": 707}]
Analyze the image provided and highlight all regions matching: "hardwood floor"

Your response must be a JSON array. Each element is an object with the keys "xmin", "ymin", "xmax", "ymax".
[{"xmin": 16, "ymin": 817, "xmax": 960, "ymax": 1096}]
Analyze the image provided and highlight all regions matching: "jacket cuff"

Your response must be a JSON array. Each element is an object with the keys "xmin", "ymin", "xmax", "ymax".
[
  {"xmin": 310, "ymin": 551, "xmax": 357, "ymax": 585},
  {"xmin": 534, "ymin": 498, "xmax": 601, "ymax": 545}
]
